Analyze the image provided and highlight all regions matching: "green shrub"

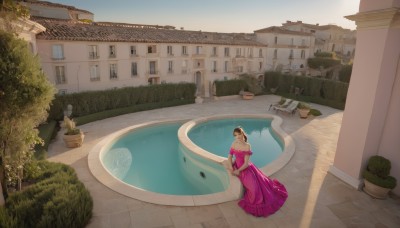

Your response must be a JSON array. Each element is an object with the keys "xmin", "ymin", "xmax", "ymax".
[
  {"xmin": 314, "ymin": 52, "xmax": 333, "ymax": 58},
  {"xmin": 263, "ymin": 71, "xmax": 280, "ymax": 91},
  {"xmin": 363, "ymin": 170, "xmax": 397, "ymax": 189},
  {"xmin": 366, "ymin": 155, "xmax": 391, "ymax": 178},
  {"xmin": 0, "ymin": 207, "xmax": 17, "ymax": 228},
  {"xmin": 48, "ymin": 83, "xmax": 196, "ymax": 121},
  {"xmin": 2, "ymin": 161, "xmax": 93, "ymax": 228},
  {"xmin": 307, "ymin": 57, "xmax": 341, "ymax": 69},
  {"xmin": 339, "ymin": 64, "xmax": 353, "ymax": 83},
  {"xmin": 239, "ymin": 74, "xmax": 263, "ymax": 95},
  {"xmin": 214, "ymin": 79, "xmax": 247, "ymax": 96},
  {"xmin": 309, "ymin": 109, "xmax": 322, "ymax": 116}
]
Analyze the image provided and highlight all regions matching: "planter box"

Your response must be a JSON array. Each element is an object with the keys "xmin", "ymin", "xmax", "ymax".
[
  {"xmin": 363, "ymin": 178, "xmax": 391, "ymax": 199},
  {"xmin": 242, "ymin": 92, "xmax": 254, "ymax": 100},
  {"xmin": 63, "ymin": 132, "xmax": 85, "ymax": 148},
  {"xmin": 298, "ymin": 109, "xmax": 310, "ymax": 118}
]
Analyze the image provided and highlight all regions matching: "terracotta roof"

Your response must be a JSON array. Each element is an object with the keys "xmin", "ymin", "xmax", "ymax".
[
  {"xmin": 26, "ymin": 0, "xmax": 93, "ymax": 15},
  {"xmin": 282, "ymin": 21, "xmax": 352, "ymax": 31},
  {"xmin": 254, "ymin": 26, "xmax": 312, "ymax": 36},
  {"xmin": 32, "ymin": 17, "xmax": 266, "ymax": 46}
]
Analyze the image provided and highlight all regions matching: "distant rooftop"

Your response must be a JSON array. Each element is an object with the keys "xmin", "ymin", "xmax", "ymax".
[
  {"xmin": 32, "ymin": 17, "xmax": 265, "ymax": 46},
  {"xmin": 282, "ymin": 20, "xmax": 353, "ymax": 31},
  {"xmin": 254, "ymin": 26, "xmax": 312, "ymax": 36}
]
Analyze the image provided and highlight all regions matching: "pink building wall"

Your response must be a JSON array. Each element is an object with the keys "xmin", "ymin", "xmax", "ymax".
[{"xmin": 331, "ymin": 0, "xmax": 400, "ymax": 195}]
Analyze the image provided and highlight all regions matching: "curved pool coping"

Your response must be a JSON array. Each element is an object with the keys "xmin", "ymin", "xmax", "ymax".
[{"xmin": 88, "ymin": 114, "xmax": 295, "ymax": 206}]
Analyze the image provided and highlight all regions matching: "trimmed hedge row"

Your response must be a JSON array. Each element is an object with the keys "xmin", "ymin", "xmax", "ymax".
[
  {"xmin": 214, "ymin": 79, "xmax": 247, "ymax": 97},
  {"xmin": 264, "ymin": 71, "xmax": 349, "ymax": 110},
  {"xmin": 48, "ymin": 83, "xmax": 196, "ymax": 120},
  {"xmin": 307, "ymin": 57, "xmax": 341, "ymax": 69},
  {"xmin": 339, "ymin": 64, "xmax": 353, "ymax": 83},
  {"xmin": 74, "ymin": 99, "xmax": 193, "ymax": 126},
  {"xmin": 0, "ymin": 161, "xmax": 93, "ymax": 228},
  {"xmin": 314, "ymin": 52, "xmax": 333, "ymax": 58}
]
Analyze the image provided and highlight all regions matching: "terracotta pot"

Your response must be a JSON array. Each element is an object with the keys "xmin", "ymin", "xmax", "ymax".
[
  {"xmin": 242, "ymin": 92, "xmax": 254, "ymax": 100},
  {"xmin": 363, "ymin": 178, "xmax": 391, "ymax": 199},
  {"xmin": 298, "ymin": 109, "xmax": 310, "ymax": 118},
  {"xmin": 63, "ymin": 132, "xmax": 84, "ymax": 148}
]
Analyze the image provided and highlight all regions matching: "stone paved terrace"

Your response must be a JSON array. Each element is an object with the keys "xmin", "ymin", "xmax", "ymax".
[{"xmin": 47, "ymin": 95, "xmax": 400, "ymax": 228}]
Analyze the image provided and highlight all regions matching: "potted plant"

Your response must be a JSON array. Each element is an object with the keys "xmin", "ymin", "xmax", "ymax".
[
  {"xmin": 62, "ymin": 116, "xmax": 84, "ymax": 148},
  {"xmin": 363, "ymin": 155, "xmax": 397, "ymax": 199},
  {"xmin": 297, "ymin": 102, "xmax": 311, "ymax": 118}
]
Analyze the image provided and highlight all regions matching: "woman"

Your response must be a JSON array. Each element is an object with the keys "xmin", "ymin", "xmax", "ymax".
[{"xmin": 227, "ymin": 127, "xmax": 288, "ymax": 217}]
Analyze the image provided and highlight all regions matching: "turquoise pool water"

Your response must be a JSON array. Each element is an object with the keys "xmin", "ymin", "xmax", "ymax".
[
  {"xmin": 101, "ymin": 118, "xmax": 283, "ymax": 195},
  {"xmin": 188, "ymin": 118, "xmax": 283, "ymax": 167},
  {"xmin": 102, "ymin": 122, "xmax": 229, "ymax": 195}
]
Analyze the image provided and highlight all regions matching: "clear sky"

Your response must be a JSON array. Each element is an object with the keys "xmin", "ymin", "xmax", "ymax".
[{"xmin": 49, "ymin": 0, "xmax": 359, "ymax": 32}]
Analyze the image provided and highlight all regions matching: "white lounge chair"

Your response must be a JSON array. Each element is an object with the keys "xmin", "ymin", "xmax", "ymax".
[
  {"xmin": 268, "ymin": 99, "xmax": 292, "ymax": 111},
  {"xmin": 273, "ymin": 101, "xmax": 299, "ymax": 115}
]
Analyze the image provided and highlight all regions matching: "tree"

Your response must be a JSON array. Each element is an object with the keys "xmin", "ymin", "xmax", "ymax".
[{"xmin": 0, "ymin": 30, "xmax": 54, "ymax": 203}]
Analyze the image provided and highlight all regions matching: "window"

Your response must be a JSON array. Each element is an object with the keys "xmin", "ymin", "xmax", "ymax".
[
  {"xmin": 58, "ymin": 89, "xmax": 67, "ymax": 95},
  {"xmin": 224, "ymin": 47, "xmax": 230, "ymax": 57},
  {"xmin": 212, "ymin": 47, "xmax": 217, "ymax": 56},
  {"xmin": 149, "ymin": 61, "xmax": 157, "ymax": 74},
  {"xmin": 130, "ymin": 46, "xmax": 137, "ymax": 56},
  {"xmin": 148, "ymin": 45, "xmax": 157, "ymax": 54},
  {"xmin": 237, "ymin": 66, "xmax": 243, "ymax": 73},
  {"xmin": 212, "ymin": 61, "xmax": 217, "ymax": 72},
  {"xmin": 109, "ymin": 45, "xmax": 116, "ymax": 58},
  {"xmin": 259, "ymin": 49, "xmax": 263, "ymax": 57},
  {"xmin": 259, "ymin": 62, "xmax": 262, "ymax": 70},
  {"xmin": 236, "ymin": 48, "xmax": 241, "ymax": 57},
  {"xmin": 196, "ymin": 46, "xmax": 202, "ymax": 54},
  {"xmin": 291, "ymin": 38, "xmax": 294, "ymax": 45},
  {"xmin": 274, "ymin": 49, "xmax": 278, "ymax": 59},
  {"xmin": 182, "ymin": 60, "xmax": 188, "ymax": 74},
  {"xmin": 52, "ymin": 44, "xmax": 64, "ymax": 60},
  {"xmin": 90, "ymin": 64, "xmax": 100, "ymax": 81},
  {"xmin": 248, "ymin": 48, "xmax": 253, "ymax": 57},
  {"xmin": 110, "ymin": 64, "xmax": 118, "ymax": 79},
  {"xmin": 289, "ymin": 49, "xmax": 294, "ymax": 59},
  {"xmin": 301, "ymin": 39, "xmax": 306, "ymax": 46},
  {"xmin": 131, "ymin": 62, "xmax": 138, "ymax": 76},
  {"xmin": 182, "ymin": 46, "xmax": 187, "ymax": 55},
  {"xmin": 274, "ymin": 36, "xmax": 278, "ymax": 44},
  {"xmin": 167, "ymin": 45, "xmax": 173, "ymax": 55},
  {"xmin": 89, "ymin": 45, "xmax": 99, "ymax": 59},
  {"xmin": 168, "ymin": 60, "xmax": 173, "ymax": 73},
  {"xmin": 55, "ymin": 66, "xmax": 66, "ymax": 84},
  {"xmin": 301, "ymin": 50, "xmax": 305, "ymax": 59},
  {"xmin": 224, "ymin": 61, "xmax": 229, "ymax": 72}
]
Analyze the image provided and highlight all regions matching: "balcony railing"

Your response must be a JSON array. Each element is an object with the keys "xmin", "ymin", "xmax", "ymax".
[
  {"xmin": 147, "ymin": 70, "xmax": 159, "ymax": 75},
  {"xmin": 167, "ymin": 69, "xmax": 174, "ymax": 74},
  {"xmin": 89, "ymin": 52, "xmax": 99, "ymax": 59},
  {"xmin": 52, "ymin": 56, "xmax": 65, "ymax": 61},
  {"xmin": 181, "ymin": 69, "xmax": 188, "ymax": 74},
  {"xmin": 90, "ymin": 77, "xmax": 100, "ymax": 82}
]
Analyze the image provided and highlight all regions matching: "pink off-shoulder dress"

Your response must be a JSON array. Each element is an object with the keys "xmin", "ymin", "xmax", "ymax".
[{"xmin": 230, "ymin": 147, "xmax": 288, "ymax": 217}]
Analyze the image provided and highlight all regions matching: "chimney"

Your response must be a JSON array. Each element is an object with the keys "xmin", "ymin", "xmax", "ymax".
[{"xmin": 316, "ymin": 23, "xmax": 319, "ymax": 26}]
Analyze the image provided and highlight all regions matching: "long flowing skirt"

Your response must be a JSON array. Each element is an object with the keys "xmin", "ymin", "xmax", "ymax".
[{"xmin": 233, "ymin": 162, "xmax": 288, "ymax": 217}]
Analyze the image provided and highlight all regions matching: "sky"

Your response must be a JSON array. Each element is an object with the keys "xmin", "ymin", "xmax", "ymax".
[{"xmin": 49, "ymin": 0, "xmax": 359, "ymax": 32}]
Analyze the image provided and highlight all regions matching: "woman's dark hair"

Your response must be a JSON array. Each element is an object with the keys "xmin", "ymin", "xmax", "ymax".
[{"xmin": 233, "ymin": 127, "xmax": 248, "ymax": 142}]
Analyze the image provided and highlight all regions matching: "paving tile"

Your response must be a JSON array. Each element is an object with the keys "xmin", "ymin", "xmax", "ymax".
[{"xmin": 44, "ymin": 95, "xmax": 400, "ymax": 228}]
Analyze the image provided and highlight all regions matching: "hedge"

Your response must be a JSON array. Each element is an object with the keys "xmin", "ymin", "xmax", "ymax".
[
  {"xmin": 264, "ymin": 71, "xmax": 349, "ymax": 110},
  {"xmin": 48, "ymin": 83, "xmax": 196, "ymax": 120},
  {"xmin": 1, "ymin": 161, "xmax": 93, "ymax": 228},
  {"xmin": 214, "ymin": 79, "xmax": 247, "ymax": 96},
  {"xmin": 314, "ymin": 52, "xmax": 333, "ymax": 58},
  {"xmin": 339, "ymin": 64, "xmax": 353, "ymax": 83},
  {"xmin": 307, "ymin": 57, "xmax": 341, "ymax": 69},
  {"xmin": 74, "ymin": 99, "xmax": 193, "ymax": 126}
]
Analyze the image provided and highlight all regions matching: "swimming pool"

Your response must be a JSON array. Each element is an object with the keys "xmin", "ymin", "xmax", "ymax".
[
  {"xmin": 102, "ymin": 122, "xmax": 229, "ymax": 195},
  {"xmin": 187, "ymin": 118, "xmax": 283, "ymax": 167},
  {"xmin": 88, "ymin": 114, "xmax": 295, "ymax": 206}
]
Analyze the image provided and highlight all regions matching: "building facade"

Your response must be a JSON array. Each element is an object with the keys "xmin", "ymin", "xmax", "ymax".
[
  {"xmin": 254, "ymin": 26, "xmax": 315, "ymax": 73},
  {"xmin": 34, "ymin": 18, "xmax": 266, "ymax": 97}
]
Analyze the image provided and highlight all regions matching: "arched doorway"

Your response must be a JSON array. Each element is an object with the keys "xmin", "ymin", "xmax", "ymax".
[{"xmin": 195, "ymin": 71, "xmax": 202, "ymax": 96}]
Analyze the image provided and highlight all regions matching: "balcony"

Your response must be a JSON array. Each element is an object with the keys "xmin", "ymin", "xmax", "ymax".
[
  {"xmin": 289, "ymin": 55, "xmax": 294, "ymax": 59},
  {"xmin": 192, "ymin": 53, "xmax": 206, "ymax": 58},
  {"xmin": 167, "ymin": 69, "xmax": 174, "ymax": 74},
  {"xmin": 146, "ymin": 70, "xmax": 159, "ymax": 76},
  {"xmin": 52, "ymin": 56, "xmax": 65, "ymax": 61},
  {"xmin": 146, "ymin": 52, "xmax": 159, "ymax": 57},
  {"xmin": 193, "ymin": 60, "xmax": 205, "ymax": 69},
  {"xmin": 211, "ymin": 69, "xmax": 218, "ymax": 73},
  {"xmin": 89, "ymin": 52, "xmax": 99, "ymax": 59}
]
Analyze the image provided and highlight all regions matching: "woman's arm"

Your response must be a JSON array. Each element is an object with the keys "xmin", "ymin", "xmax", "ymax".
[{"xmin": 227, "ymin": 154, "xmax": 234, "ymax": 173}]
